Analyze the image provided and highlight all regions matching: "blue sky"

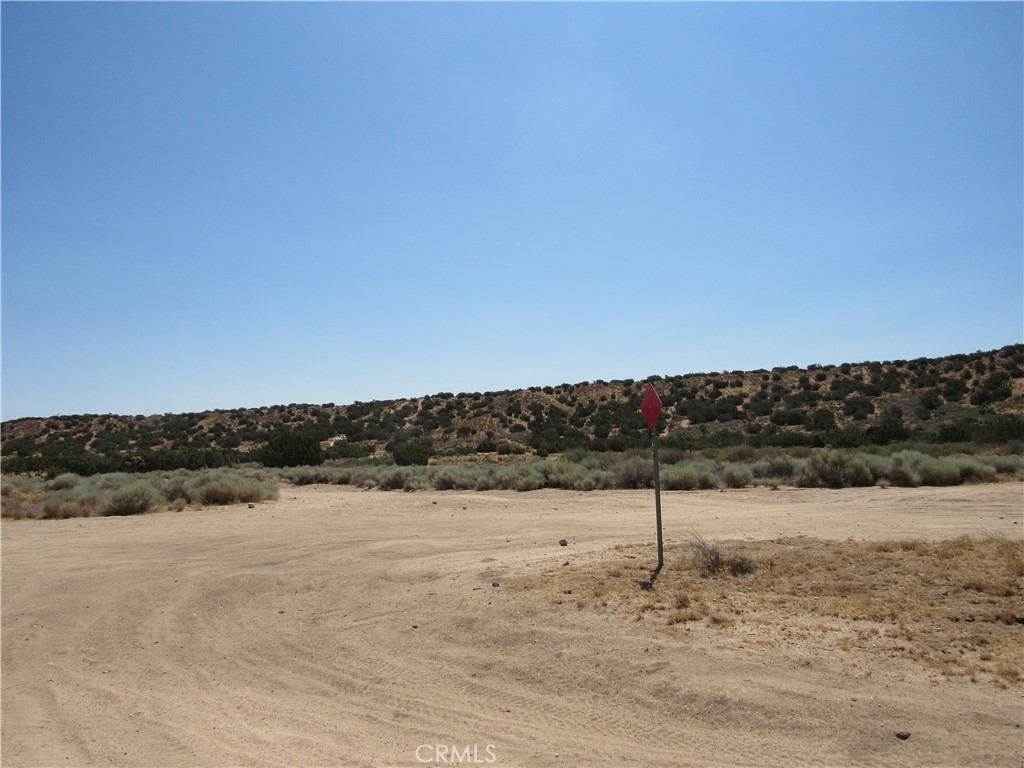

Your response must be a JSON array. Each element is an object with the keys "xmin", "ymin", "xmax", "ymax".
[{"xmin": 2, "ymin": 2, "xmax": 1021, "ymax": 420}]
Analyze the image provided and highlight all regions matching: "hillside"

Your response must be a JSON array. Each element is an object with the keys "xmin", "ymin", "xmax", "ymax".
[{"xmin": 2, "ymin": 344, "xmax": 1023, "ymax": 475}]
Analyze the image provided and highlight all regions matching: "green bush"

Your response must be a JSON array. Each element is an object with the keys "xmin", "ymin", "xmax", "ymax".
[
  {"xmin": 258, "ymin": 428, "xmax": 324, "ymax": 468},
  {"xmin": 798, "ymin": 450, "xmax": 873, "ymax": 489},
  {"xmin": 41, "ymin": 498, "xmax": 89, "ymax": 519},
  {"xmin": 885, "ymin": 452, "xmax": 921, "ymax": 487},
  {"xmin": 883, "ymin": 450, "xmax": 997, "ymax": 487},
  {"xmin": 614, "ymin": 457, "xmax": 653, "ymax": 489},
  {"xmin": 47, "ymin": 473, "xmax": 81, "ymax": 491},
  {"xmin": 843, "ymin": 396, "xmax": 873, "ymax": 420},
  {"xmin": 751, "ymin": 455, "xmax": 799, "ymax": 480},
  {"xmin": 661, "ymin": 466, "xmax": 699, "ymax": 491},
  {"xmin": 720, "ymin": 463, "xmax": 753, "ymax": 488},
  {"xmin": 393, "ymin": 441, "xmax": 432, "ymax": 466},
  {"xmin": 979, "ymin": 455, "xmax": 1024, "ymax": 477},
  {"xmin": 103, "ymin": 481, "xmax": 162, "ymax": 516},
  {"xmin": 179, "ymin": 468, "xmax": 279, "ymax": 505}
]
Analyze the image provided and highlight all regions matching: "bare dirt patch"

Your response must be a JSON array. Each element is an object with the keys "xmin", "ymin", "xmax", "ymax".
[{"xmin": 3, "ymin": 484, "xmax": 1023, "ymax": 767}]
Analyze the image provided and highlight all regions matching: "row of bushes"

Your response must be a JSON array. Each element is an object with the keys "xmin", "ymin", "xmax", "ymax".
[
  {"xmin": 4, "ymin": 450, "xmax": 1019, "ymax": 520},
  {"xmin": 1, "ymin": 467, "xmax": 278, "ymax": 520},
  {"xmin": 274, "ymin": 449, "xmax": 1021, "ymax": 493}
]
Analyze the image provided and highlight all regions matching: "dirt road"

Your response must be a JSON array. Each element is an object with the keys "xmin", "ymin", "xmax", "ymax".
[{"xmin": 3, "ymin": 484, "xmax": 1022, "ymax": 767}]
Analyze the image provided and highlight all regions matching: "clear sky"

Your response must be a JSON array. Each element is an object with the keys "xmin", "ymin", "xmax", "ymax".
[{"xmin": 2, "ymin": 2, "xmax": 1022, "ymax": 420}]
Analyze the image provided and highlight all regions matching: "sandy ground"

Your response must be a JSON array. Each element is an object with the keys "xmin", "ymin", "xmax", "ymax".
[{"xmin": 3, "ymin": 483, "xmax": 1023, "ymax": 768}]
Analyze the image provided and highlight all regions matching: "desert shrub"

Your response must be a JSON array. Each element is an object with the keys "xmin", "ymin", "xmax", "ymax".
[
  {"xmin": 392, "ymin": 441, "xmax": 432, "ymax": 467},
  {"xmin": 431, "ymin": 466, "xmax": 480, "ymax": 491},
  {"xmin": 973, "ymin": 416, "xmax": 1024, "ymax": 443},
  {"xmin": 771, "ymin": 408, "xmax": 807, "ymax": 427},
  {"xmin": 614, "ymin": 457, "xmax": 653, "ymax": 489},
  {"xmin": 510, "ymin": 464, "xmax": 546, "ymax": 492},
  {"xmin": 720, "ymin": 463, "xmax": 753, "ymax": 489},
  {"xmin": 325, "ymin": 442, "xmax": 369, "ymax": 460},
  {"xmin": 717, "ymin": 444, "xmax": 757, "ymax": 463},
  {"xmin": 378, "ymin": 467, "xmax": 411, "ymax": 491},
  {"xmin": 979, "ymin": 455, "xmax": 1024, "ymax": 477},
  {"xmin": 687, "ymin": 532, "xmax": 755, "ymax": 577},
  {"xmin": 867, "ymin": 406, "xmax": 911, "ymax": 445},
  {"xmin": 843, "ymin": 396, "xmax": 873, "ymax": 420},
  {"xmin": 537, "ymin": 462, "xmax": 612, "ymax": 491},
  {"xmin": 885, "ymin": 452, "xmax": 921, "ymax": 487},
  {"xmin": 161, "ymin": 472, "xmax": 196, "ymax": 503},
  {"xmin": 918, "ymin": 389, "xmax": 943, "ymax": 411},
  {"xmin": 0, "ymin": 477, "xmax": 42, "ymax": 518},
  {"xmin": 472, "ymin": 472, "xmax": 497, "ymax": 491},
  {"xmin": 189, "ymin": 469, "xmax": 278, "ymax": 505},
  {"xmin": 750, "ymin": 455, "xmax": 799, "ymax": 480},
  {"xmin": 951, "ymin": 457, "xmax": 997, "ymax": 484},
  {"xmin": 278, "ymin": 465, "xmax": 349, "ymax": 485},
  {"xmin": 258, "ymin": 428, "xmax": 324, "ymax": 468},
  {"xmin": 575, "ymin": 451, "xmax": 628, "ymax": 471},
  {"xmin": 577, "ymin": 468, "xmax": 614, "ymax": 491},
  {"xmin": 661, "ymin": 466, "xmax": 699, "ymax": 491},
  {"xmin": 887, "ymin": 452, "xmax": 997, "ymax": 486},
  {"xmin": 687, "ymin": 458, "xmax": 725, "ymax": 490},
  {"xmin": 839, "ymin": 456, "xmax": 874, "ymax": 487},
  {"xmin": 103, "ymin": 481, "xmax": 162, "ymax": 516},
  {"xmin": 41, "ymin": 498, "xmax": 89, "ymax": 519},
  {"xmin": 93, "ymin": 472, "xmax": 132, "ymax": 491},
  {"xmin": 401, "ymin": 470, "xmax": 432, "ymax": 491},
  {"xmin": 798, "ymin": 449, "xmax": 874, "ymax": 489},
  {"xmin": 810, "ymin": 408, "xmax": 837, "ymax": 432},
  {"xmin": 47, "ymin": 473, "xmax": 80, "ymax": 491},
  {"xmin": 912, "ymin": 455, "xmax": 965, "ymax": 486}
]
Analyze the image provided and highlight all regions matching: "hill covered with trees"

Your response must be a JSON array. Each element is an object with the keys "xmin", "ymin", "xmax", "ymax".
[{"xmin": 2, "ymin": 344, "xmax": 1022, "ymax": 476}]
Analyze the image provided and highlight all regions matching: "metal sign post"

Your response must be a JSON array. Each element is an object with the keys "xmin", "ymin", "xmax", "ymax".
[{"xmin": 641, "ymin": 382, "xmax": 664, "ymax": 574}]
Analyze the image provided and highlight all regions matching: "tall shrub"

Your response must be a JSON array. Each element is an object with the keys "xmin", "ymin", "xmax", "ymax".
[{"xmin": 258, "ymin": 428, "xmax": 324, "ymax": 468}]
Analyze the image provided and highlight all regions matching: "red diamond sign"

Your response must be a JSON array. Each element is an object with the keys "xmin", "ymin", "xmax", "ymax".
[{"xmin": 641, "ymin": 382, "xmax": 662, "ymax": 431}]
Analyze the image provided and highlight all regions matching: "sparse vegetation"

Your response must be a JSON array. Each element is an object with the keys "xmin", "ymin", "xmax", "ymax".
[
  {"xmin": 513, "ymin": 535, "xmax": 1024, "ymax": 686},
  {"xmin": 2, "ymin": 345, "xmax": 1021, "ymax": 477},
  {"xmin": 4, "ymin": 446, "xmax": 1020, "ymax": 518},
  {"xmin": 1, "ymin": 467, "xmax": 278, "ymax": 519}
]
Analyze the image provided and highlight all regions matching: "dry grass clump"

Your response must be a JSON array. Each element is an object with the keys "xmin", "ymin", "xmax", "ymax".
[
  {"xmin": 686, "ymin": 531, "xmax": 756, "ymax": 577},
  {"xmin": 511, "ymin": 535, "xmax": 1024, "ymax": 685}
]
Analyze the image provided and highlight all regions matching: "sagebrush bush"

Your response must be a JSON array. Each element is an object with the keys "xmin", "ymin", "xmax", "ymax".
[
  {"xmin": 661, "ymin": 466, "xmax": 699, "ymax": 491},
  {"xmin": 614, "ymin": 457, "xmax": 652, "ymax": 489},
  {"xmin": 512, "ymin": 465, "xmax": 546, "ymax": 492},
  {"xmin": 751, "ymin": 456, "xmax": 800, "ymax": 480},
  {"xmin": 41, "ymin": 499, "xmax": 89, "ymax": 519},
  {"xmin": 914, "ymin": 455, "xmax": 967, "ymax": 486},
  {"xmin": 797, "ymin": 449, "xmax": 873, "ymax": 489},
  {"xmin": 885, "ymin": 452, "xmax": 922, "ymax": 487},
  {"xmin": 979, "ymin": 455, "xmax": 1024, "ymax": 478},
  {"xmin": 47, "ymin": 473, "xmax": 80, "ymax": 491},
  {"xmin": 198, "ymin": 469, "xmax": 277, "ymax": 504},
  {"xmin": 378, "ymin": 467, "xmax": 412, "ymax": 491},
  {"xmin": 720, "ymin": 463, "xmax": 753, "ymax": 489},
  {"xmin": 103, "ymin": 481, "xmax": 162, "ymax": 516}
]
